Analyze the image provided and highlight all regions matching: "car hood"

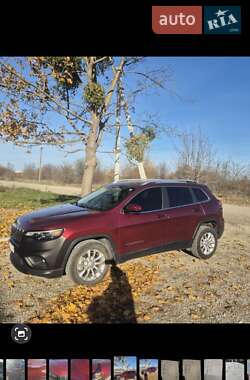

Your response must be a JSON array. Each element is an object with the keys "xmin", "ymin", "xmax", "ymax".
[{"xmin": 18, "ymin": 203, "xmax": 99, "ymax": 230}]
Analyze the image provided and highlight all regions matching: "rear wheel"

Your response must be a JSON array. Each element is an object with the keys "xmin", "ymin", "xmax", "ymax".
[
  {"xmin": 65, "ymin": 239, "xmax": 111, "ymax": 285},
  {"xmin": 191, "ymin": 225, "xmax": 217, "ymax": 259}
]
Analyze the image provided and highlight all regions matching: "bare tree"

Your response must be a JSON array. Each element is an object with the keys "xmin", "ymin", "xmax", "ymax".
[
  {"xmin": 176, "ymin": 128, "xmax": 215, "ymax": 182},
  {"xmin": 114, "ymin": 357, "xmax": 129, "ymax": 371},
  {"xmin": 229, "ymin": 160, "xmax": 247, "ymax": 180}
]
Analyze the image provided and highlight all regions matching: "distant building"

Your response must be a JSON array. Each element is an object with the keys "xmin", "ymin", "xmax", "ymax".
[{"xmin": 14, "ymin": 170, "xmax": 24, "ymax": 178}]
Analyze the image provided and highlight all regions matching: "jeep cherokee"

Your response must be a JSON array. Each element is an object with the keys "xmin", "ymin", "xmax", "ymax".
[{"xmin": 9, "ymin": 179, "xmax": 224, "ymax": 285}]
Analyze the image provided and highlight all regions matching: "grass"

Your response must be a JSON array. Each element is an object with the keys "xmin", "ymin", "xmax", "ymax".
[{"xmin": 0, "ymin": 186, "xmax": 79, "ymax": 209}]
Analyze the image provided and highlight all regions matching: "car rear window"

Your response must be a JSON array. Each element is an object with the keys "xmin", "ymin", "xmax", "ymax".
[
  {"xmin": 130, "ymin": 187, "xmax": 162, "ymax": 211},
  {"xmin": 166, "ymin": 187, "xmax": 193, "ymax": 207},
  {"xmin": 192, "ymin": 187, "xmax": 209, "ymax": 202}
]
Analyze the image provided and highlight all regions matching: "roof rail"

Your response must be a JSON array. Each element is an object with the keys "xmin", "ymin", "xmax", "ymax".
[
  {"xmin": 112, "ymin": 178, "xmax": 143, "ymax": 181},
  {"xmin": 176, "ymin": 178, "xmax": 197, "ymax": 183},
  {"xmin": 111, "ymin": 178, "xmax": 197, "ymax": 183}
]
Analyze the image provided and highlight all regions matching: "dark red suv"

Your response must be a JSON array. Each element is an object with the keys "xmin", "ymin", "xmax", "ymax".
[{"xmin": 9, "ymin": 179, "xmax": 224, "ymax": 285}]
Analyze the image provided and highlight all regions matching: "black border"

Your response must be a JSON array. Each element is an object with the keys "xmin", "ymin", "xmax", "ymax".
[
  {"xmin": 0, "ymin": 0, "xmax": 249, "ymax": 56},
  {"xmin": 1, "ymin": 324, "xmax": 250, "ymax": 357},
  {"xmin": 0, "ymin": 0, "xmax": 250, "ymax": 371}
]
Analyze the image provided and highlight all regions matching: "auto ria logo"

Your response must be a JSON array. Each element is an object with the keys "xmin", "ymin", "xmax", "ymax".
[
  {"xmin": 204, "ymin": 6, "xmax": 241, "ymax": 34},
  {"xmin": 152, "ymin": 5, "xmax": 241, "ymax": 35},
  {"xmin": 152, "ymin": 6, "xmax": 202, "ymax": 34}
]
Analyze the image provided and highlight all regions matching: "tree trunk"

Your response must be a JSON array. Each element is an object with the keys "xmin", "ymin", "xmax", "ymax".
[
  {"xmin": 81, "ymin": 113, "xmax": 100, "ymax": 195},
  {"xmin": 120, "ymin": 86, "xmax": 147, "ymax": 179},
  {"xmin": 138, "ymin": 162, "xmax": 147, "ymax": 179},
  {"xmin": 80, "ymin": 57, "xmax": 126, "ymax": 195},
  {"xmin": 114, "ymin": 80, "xmax": 121, "ymax": 182},
  {"xmin": 114, "ymin": 123, "xmax": 121, "ymax": 182}
]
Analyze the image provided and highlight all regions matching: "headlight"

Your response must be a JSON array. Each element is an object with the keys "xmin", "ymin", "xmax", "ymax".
[{"xmin": 25, "ymin": 228, "xmax": 64, "ymax": 241}]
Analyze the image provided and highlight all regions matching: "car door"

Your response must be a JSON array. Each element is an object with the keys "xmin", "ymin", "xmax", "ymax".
[
  {"xmin": 118, "ymin": 187, "xmax": 166, "ymax": 256},
  {"xmin": 162, "ymin": 186, "xmax": 204, "ymax": 244}
]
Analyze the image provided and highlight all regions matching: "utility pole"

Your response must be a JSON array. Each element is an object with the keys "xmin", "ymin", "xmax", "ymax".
[
  {"xmin": 38, "ymin": 146, "xmax": 43, "ymax": 183},
  {"xmin": 114, "ymin": 80, "xmax": 121, "ymax": 182}
]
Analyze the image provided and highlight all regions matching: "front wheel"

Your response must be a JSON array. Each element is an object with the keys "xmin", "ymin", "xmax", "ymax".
[
  {"xmin": 191, "ymin": 225, "xmax": 218, "ymax": 259},
  {"xmin": 65, "ymin": 240, "xmax": 111, "ymax": 286}
]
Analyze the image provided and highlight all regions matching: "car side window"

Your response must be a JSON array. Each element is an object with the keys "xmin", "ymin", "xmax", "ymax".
[
  {"xmin": 166, "ymin": 186, "xmax": 194, "ymax": 207},
  {"xmin": 192, "ymin": 187, "xmax": 209, "ymax": 202},
  {"xmin": 129, "ymin": 187, "xmax": 162, "ymax": 212}
]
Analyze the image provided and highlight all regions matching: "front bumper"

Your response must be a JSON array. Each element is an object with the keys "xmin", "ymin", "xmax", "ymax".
[
  {"xmin": 9, "ymin": 234, "xmax": 70, "ymax": 278},
  {"xmin": 10, "ymin": 250, "xmax": 64, "ymax": 278}
]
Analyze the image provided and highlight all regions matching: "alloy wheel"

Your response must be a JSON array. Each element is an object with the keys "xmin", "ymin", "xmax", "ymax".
[
  {"xmin": 76, "ymin": 249, "xmax": 106, "ymax": 281},
  {"xmin": 200, "ymin": 232, "xmax": 216, "ymax": 255}
]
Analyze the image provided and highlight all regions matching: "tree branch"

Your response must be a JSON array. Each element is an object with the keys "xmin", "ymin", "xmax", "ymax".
[
  {"xmin": 93, "ymin": 57, "xmax": 109, "ymax": 65},
  {"xmin": 132, "ymin": 71, "xmax": 165, "ymax": 88},
  {"xmin": 103, "ymin": 57, "xmax": 126, "ymax": 111},
  {"xmin": 0, "ymin": 61, "xmax": 92, "ymax": 126},
  {"xmin": 15, "ymin": 138, "xmax": 82, "ymax": 146}
]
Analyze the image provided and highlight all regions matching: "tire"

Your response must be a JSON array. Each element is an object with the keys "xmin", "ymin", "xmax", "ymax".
[
  {"xmin": 191, "ymin": 225, "xmax": 218, "ymax": 259},
  {"xmin": 65, "ymin": 239, "xmax": 111, "ymax": 286}
]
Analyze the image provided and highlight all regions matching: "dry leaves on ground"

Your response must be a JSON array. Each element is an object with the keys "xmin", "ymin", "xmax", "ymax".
[
  {"xmin": 0, "ymin": 208, "xmax": 32, "ymax": 237},
  {"xmin": 29, "ymin": 257, "xmax": 160, "ymax": 324}
]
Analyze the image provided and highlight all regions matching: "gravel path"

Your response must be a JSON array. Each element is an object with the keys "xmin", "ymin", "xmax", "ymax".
[
  {"xmin": 0, "ymin": 247, "xmax": 74, "ymax": 322},
  {"xmin": 0, "ymin": 203, "xmax": 249, "ymax": 323},
  {"xmin": 139, "ymin": 204, "xmax": 250, "ymax": 323}
]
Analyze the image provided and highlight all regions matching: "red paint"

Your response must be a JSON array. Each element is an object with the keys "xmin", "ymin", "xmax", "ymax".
[
  {"xmin": 71, "ymin": 359, "xmax": 89, "ymax": 380},
  {"xmin": 152, "ymin": 6, "xmax": 202, "ymax": 34},
  {"xmin": 49, "ymin": 359, "xmax": 68, "ymax": 378},
  {"xmin": 28, "ymin": 359, "xmax": 46, "ymax": 380},
  {"xmin": 120, "ymin": 370, "xmax": 137, "ymax": 380}
]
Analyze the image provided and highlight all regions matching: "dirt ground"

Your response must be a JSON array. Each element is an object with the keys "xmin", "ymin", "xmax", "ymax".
[{"xmin": 0, "ymin": 203, "xmax": 249, "ymax": 323}]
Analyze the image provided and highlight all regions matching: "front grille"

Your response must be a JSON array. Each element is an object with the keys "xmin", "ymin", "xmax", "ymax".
[{"xmin": 11, "ymin": 222, "xmax": 24, "ymax": 243}]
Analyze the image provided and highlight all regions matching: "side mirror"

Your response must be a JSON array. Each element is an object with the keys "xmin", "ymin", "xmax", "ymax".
[{"xmin": 125, "ymin": 203, "xmax": 143, "ymax": 213}]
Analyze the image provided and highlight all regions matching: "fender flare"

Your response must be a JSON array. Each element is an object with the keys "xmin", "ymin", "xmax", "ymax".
[
  {"xmin": 192, "ymin": 219, "xmax": 218, "ymax": 241},
  {"xmin": 62, "ymin": 234, "xmax": 118, "ymax": 271}
]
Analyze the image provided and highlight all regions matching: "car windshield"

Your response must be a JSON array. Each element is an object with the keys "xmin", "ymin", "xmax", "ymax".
[{"xmin": 77, "ymin": 185, "xmax": 134, "ymax": 211}]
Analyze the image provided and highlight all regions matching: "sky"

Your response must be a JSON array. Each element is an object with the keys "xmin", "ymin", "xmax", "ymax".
[
  {"xmin": 139, "ymin": 359, "xmax": 158, "ymax": 368},
  {"xmin": 114, "ymin": 357, "xmax": 137, "ymax": 369},
  {"xmin": 0, "ymin": 57, "xmax": 250, "ymax": 171}
]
